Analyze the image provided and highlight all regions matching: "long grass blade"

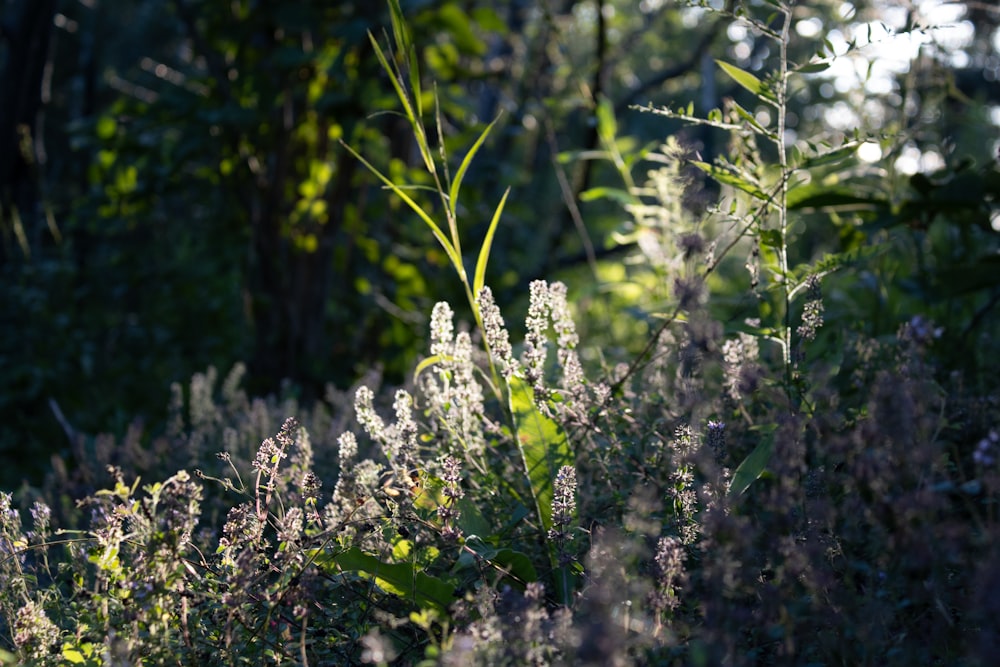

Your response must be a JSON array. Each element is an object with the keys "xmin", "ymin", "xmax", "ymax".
[
  {"xmin": 473, "ymin": 187, "xmax": 510, "ymax": 299},
  {"xmin": 449, "ymin": 114, "xmax": 500, "ymax": 221}
]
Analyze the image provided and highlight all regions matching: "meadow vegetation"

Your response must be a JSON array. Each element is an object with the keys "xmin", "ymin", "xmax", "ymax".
[{"xmin": 2, "ymin": 1, "xmax": 1000, "ymax": 664}]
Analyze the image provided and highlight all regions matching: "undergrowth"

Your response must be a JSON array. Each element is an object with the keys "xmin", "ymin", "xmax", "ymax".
[{"xmin": 3, "ymin": 1, "xmax": 999, "ymax": 665}]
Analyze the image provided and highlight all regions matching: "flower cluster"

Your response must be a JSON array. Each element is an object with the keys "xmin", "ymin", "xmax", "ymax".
[
  {"xmin": 722, "ymin": 328, "xmax": 760, "ymax": 402},
  {"xmin": 650, "ymin": 536, "xmax": 686, "ymax": 615},
  {"xmin": 797, "ymin": 275, "xmax": 825, "ymax": 342},
  {"xmin": 422, "ymin": 301, "xmax": 487, "ymax": 458},
  {"xmin": 437, "ymin": 455, "xmax": 464, "ymax": 541},
  {"xmin": 548, "ymin": 465, "xmax": 578, "ymax": 564},
  {"xmin": 476, "ymin": 286, "xmax": 517, "ymax": 379}
]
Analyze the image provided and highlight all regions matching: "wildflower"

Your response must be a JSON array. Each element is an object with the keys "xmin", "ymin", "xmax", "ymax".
[
  {"xmin": 436, "ymin": 456, "xmax": 464, "ymax": 540},
  {"xmin": 722, "ymin": 330, "xmax": 760, "ymax": 402},
  {"xmin": 338, "ymin": 431, "xmax": 358, "ymax": 464},
  {"xmin": 251, "ymin": 437, "xmax": 281, "ymax": 472},
  {"xmin": 673, "ymin": 276, "xmax": 705, "ymax": 310},
  {"xmin": 476, "ymin": 286, "xmax": 518, "ymax": 378},
  {"xmin": 797, "ymin": 275, "xmax": 825, "ymax": 341},
  {"xmin": 678, "ymin": 231, "xmax": 706, "ymax": 259},
  {"xmin": 524, "ymin": 280, "xmax": 551, "ymax": 389},
  {"xmin": 548, "ymin": 465, "xmax": 577, "ymax": 544},
  {"xmin": 28, "ymin": 501, "xmax": 52, "ymax": 544},
  {"xmin": 440, "ymin": 455, "xmax": 464, "ymax": 502},
  {"xmin": 300, "ymin": 471, "xmax": 322, "ymax": 502},
  {"xmin": 13, "ymin": 599, "xmax": 60, "ymax": 663},
  {"xmin": 549, "ymin": 282, "xmax": 586, "ymax": 400},
  {"xmin": 650, "ymin": 536, "xmax": 685, "ymax": 613},
  {"xmin": 548, "ymin": 282, "xmax": 578, "ymax": 355},
  {"xmin": 276, "ymin": 507, "xmax": 304, "ymax": 549},
  {"xmin": 220, "ymin": 502, "xmax": 262, "ymax": 553},
  {"xmin": 430, "ymin": 301, "xmax": 455, "ymax": 358},
  {"xmin": 355, "ymin": 386, "xmax": 387, "ymax": 443}
]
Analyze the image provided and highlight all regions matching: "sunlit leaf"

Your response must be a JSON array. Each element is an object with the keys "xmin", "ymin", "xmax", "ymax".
[
  {"xmin": 474, "ymin": 187, "xmax": 510, "ymax": 299},
  {"xmin": 579, "ymin": 186, "xmax": 637, "ymax": 205},
  {"xmin": 800, "ymin": 142, "xmax": 860, "ymax": 169},
  {"xmin": 690, "ymin": 160, "xmax": 769, "ymax": 201},
  {"xmin": 716, "ymin": 60, "xmax": 774, "ymax": 103},
  {"xmin": 508, "ymin": 375, "xmax": 573, "ymax": 532},
  {"xmin": 450, "ymin": 114, "xmax": 501, "ymax": 221},
  {"xmin": 311, "ymin": 547, "xmax": 455, "ymax": 613}
]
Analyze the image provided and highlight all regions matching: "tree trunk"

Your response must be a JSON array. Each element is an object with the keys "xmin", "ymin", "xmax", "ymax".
[{"xmin": 0, "ymin": 0, "xmax": 57, "ymax": 262}]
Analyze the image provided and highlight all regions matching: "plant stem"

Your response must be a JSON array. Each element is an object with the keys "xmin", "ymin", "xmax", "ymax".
[{"xmin": 776, "ymin": 4, "xmax": 793, "ymax": 398}]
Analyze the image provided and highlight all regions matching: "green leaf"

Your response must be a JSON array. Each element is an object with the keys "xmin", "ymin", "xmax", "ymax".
[
  {"xmin": 412, "ymin": 354, "xmax": 446, "ymax": 384},
  {"xmin": 460, "ymin": 537, "xmax": 538, "ymax": 588},
  {"xmin": 387, "ymin": 0, "xmax": 421, "ymax": 117},
  {"xmin": 729, "ymin": 436, "xmax": 774, "ymax": 497},
  {"xmin": 716, "ymin": 60, "xmax": 773, "ymax": 102},
  {"xmin": 508, "ymin": 375, "xmax": 573, "ymax": 532},
  {"xmin": 455, "ymin": 497, "xmax": 493, "ymax": 538},
  {"xmin": 800, "ymin": 142, "xmax": 860, "ymax": 169},
  {"xmin": 690, "ymin": 161, "xmax": 769, "ymax": 201},
  {"xmin": 62, "ymin": 648, "xmax": 86, "ymax": 665},
  {"xmin": 368, "ymin": 27, "xmax": 434, "ymax": 174},
  {"xmin": 728, "ymin": 99, "xmax": 771, "ymax": 134},
  {"xmin": 759, "ymin": 229, "xmax": 782, "ymax": 248},
  {"xmin": 311, "ymin": 547, "xmax": 455, "ymax": 613},
  {"xmin": 795, "ymin": 60, "xmax": 831, "ymax": 74},
  {"xmin": 473, "ymin": 186, "xmax": 509, "ymax": 299},
  {"xmin": 450, "ymin": 114, "xmax": 501, "ymax": 221},
  {"xmin": 579, "ymin": 186, "xmax": 638, "ymax": 205},
  {"xmin": 595, "ymin": 95, "xmax": 618, "ymax": 144}
]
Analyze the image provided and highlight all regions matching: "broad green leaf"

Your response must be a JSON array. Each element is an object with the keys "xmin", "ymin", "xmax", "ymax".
[
  {"xmin": 456, "ymin": 497, "xmax": 492, "ymax": 538},
  {"xmin": 473, "ymin": 186, "xmax": 510, "ymax": 299},
  {"xmin": 716, "ymin": 60, "xmax": 773, "ymax": 103},
  {"xmin": 690, "ymin": 161, "xmax": 769, "ymax": 201},
  {"xmin": 508, "ymin": 375, "xmax": 573, "ymax": 532},
  {"xmin": 450, "ymin": 114, "xmax": 501, "ymax": 221},
  {"xmin": 61, "ymin": 648, "xmax": 86, "ymax": 665},
  {"xmin": 311, "ymin": 547, "xmax": 455, "ymax": 613},
  {"xmin": 459, "ymin": 537, "xmax": 538, "ymax": 588},
  {"xmin": 729, "ymin": 436, "xmax": 774, "ymax": 497}
]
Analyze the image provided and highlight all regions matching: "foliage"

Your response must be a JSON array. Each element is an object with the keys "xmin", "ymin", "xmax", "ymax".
[{"xmin": 2, "ymin": 0, "xmax": 1000, "ymax": 665}]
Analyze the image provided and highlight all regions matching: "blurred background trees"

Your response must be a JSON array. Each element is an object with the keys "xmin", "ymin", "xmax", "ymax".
[{"xmin": 1, "ymin": 0, "xmax": 998, "ymax": 485}]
